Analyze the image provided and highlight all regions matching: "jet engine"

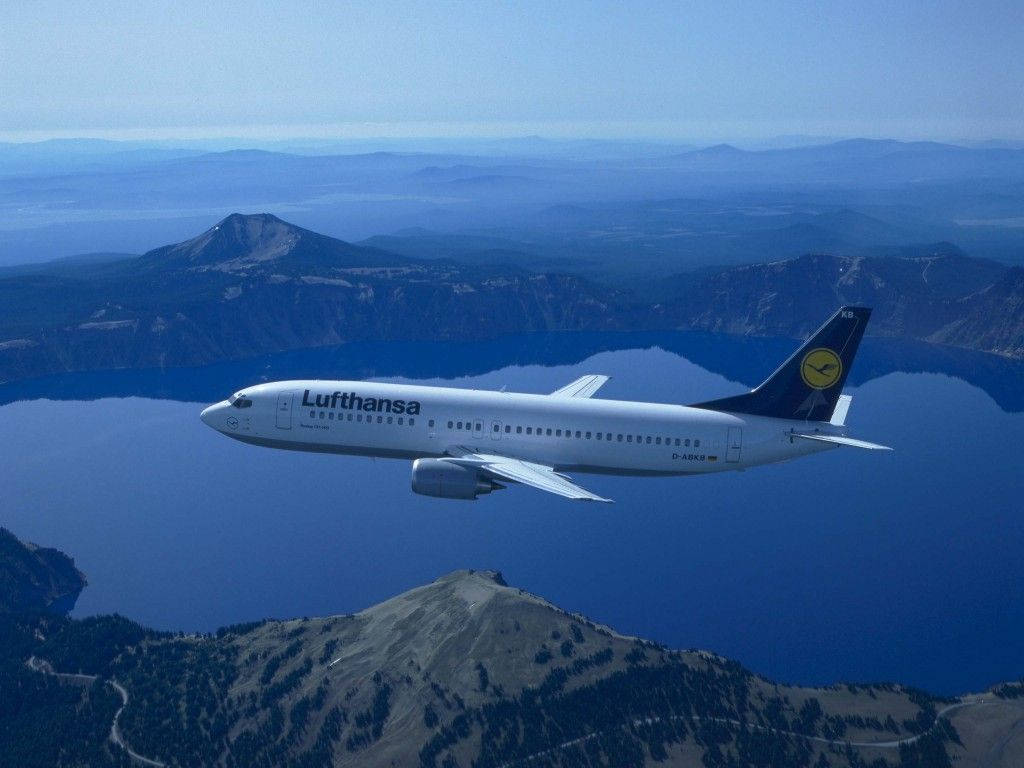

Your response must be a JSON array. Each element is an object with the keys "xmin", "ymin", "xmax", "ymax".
[{"xmin": 411, "ymin": 459, "xmax": 504, "ymax": 500}]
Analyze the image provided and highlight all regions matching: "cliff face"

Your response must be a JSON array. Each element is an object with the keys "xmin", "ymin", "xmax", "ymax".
[
  {"xmin": 930, "ymin": 267, "xmax": 1024, "ymax": 358},
  {"xmin": 0, "ymin": 527, "xmax": 86, "ymax": 613},
  {"xmin": 653, "ymin": 251, "xmax": 1020, "ymax": 350}
]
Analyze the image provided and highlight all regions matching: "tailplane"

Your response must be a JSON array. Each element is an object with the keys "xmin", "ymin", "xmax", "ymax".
[{"xmin": 691, "ymin": 307, "xmax": 871, "ymax": 422}]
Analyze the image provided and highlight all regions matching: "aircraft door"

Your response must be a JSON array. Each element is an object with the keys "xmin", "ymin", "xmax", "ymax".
[
  {"xmin": 726, "ymin": 427, "xmax": 742, "ymax": 462},
  {"xmin": 472, "ymin": 419, "xmax": 484, "ymax": 439},
  {"xmin": 276, "ymin": 392, "xmax": 294, "ymax": 430},
  {"xmin": 490, "ymin": 420, "xmax": 502, "ymax": 440}
]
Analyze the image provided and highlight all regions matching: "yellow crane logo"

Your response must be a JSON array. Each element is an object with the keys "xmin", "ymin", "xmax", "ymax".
[{"xmin": 800, "ymin": 348, "xmax": 842, "ymax": 389}]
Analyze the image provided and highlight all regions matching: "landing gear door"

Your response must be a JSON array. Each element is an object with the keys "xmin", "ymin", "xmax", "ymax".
[
  {"xmin": 276, "ymin": 392, "xmax": 294, "ymax": 430},
  {"xmin": 726, "ymin": 426, "xmax": 742, "ymax": 462}
]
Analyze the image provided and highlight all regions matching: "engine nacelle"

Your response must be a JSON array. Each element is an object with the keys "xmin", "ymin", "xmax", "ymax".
[{"xmin": 411, "ymin": 459, "xmax": 504, "ymax": 500}]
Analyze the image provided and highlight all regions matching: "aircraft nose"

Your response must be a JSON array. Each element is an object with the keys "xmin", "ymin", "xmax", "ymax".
[{"xmin": 200, "ymin": 402, "xmax": 225, "ymax": 428}]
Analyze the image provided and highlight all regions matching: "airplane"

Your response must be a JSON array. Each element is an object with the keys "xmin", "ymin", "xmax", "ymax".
[{"xmin": 200, "ymin": 306, "xmax": 890, "ymax": 502}]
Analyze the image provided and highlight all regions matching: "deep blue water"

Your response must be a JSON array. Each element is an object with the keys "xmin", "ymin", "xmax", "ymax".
[{"xmin": 1, "ymin": 332, "xmax": 1022, "ymax": 696}]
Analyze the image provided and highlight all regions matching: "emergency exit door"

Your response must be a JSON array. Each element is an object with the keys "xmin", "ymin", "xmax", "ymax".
[
  {"xmin": 276, "ymin": 392, "xmax": 294, "ymax": 429},
  {"xmin": 726, "ymin": 427, "xmax": 742, "ymax": 462}
]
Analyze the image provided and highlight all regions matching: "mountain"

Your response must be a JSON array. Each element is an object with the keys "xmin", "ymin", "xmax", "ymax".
[
  {"xmin": 0, "ymin": 215, "xmax": 1021, "ymax": 385},
  {"xmin": 0, "ymin": 527, "xmax": 86, "ymax": 613},
  {"xmin": 0, "ymin": 213, "xmax": 622, "ymax": 382},
  {"xmin": 5, "ymin": 560, "xmax": 1024, "ymax": 766}
]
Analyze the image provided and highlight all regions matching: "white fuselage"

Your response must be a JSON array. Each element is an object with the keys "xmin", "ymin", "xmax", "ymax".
[{"xmin": 200, "ymin": 380, "xmax": 835, "ymax": 476}]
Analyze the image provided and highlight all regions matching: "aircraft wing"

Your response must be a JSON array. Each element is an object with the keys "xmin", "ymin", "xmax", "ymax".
[
  {"xmin": 550, "ymin": 374, "xmax": 610, "ymax": 398},
  {"xmin": 445, "ymin": 449, "xmax": 612, "ymax": 502},
  {"xmin": 791, "ymin": 432, "xmax": 892, "ymax": 451}
]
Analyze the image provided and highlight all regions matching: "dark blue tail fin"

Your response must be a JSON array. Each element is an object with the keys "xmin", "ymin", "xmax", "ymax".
[{"xmin": 691, "ymin": 307, "xmax": 871, "ymax": 421}]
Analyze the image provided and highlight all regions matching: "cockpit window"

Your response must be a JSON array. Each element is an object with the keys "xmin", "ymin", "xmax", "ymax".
[{"xmin": 229, "ymin": 393, "xmax": 253, "ymax": 409}]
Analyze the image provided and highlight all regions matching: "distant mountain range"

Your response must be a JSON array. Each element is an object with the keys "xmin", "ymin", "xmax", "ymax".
[
  {"xmin": 5, "ymin": 526, "xmax": 1023, "ymax": 766},
  {"xmin": 5, "ymin": 136, "xmax": 1024, "ymax": 271},
  {"xmin": 0, "ymin": 213, "xmax": 1020, "ymax": 383}
]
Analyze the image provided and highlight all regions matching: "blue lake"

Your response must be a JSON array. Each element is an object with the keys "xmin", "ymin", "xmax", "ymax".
[{"xmin": 1, "ymin": 332, "xmax": 1022, "ymax": 697}]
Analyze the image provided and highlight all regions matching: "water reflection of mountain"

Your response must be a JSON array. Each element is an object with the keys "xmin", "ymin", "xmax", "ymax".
[{"xmin": 2, "ymin": 331, "xmax": 1023, "ymax": 413}]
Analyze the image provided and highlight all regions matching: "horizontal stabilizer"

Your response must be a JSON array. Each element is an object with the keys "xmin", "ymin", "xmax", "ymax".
[
  {"xmin": 550, "ymin": 375, "xmax": 610, "ymax": 399},
  {"xmin": 791, "ymin": 432, "xmax": 892, "ymax": 451}
]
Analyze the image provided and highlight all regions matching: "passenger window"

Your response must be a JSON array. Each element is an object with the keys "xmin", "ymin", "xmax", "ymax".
[
  {"xmin": 309, "ymin": 410, "xmax": 315, "ymax": 418},
  {"xmin": 398, "ymin": 417, "xmax": 404, "ymax": 425},
  {"xmin": 526, "ymin": 427, "xmax": 533, "ymax": 435},
  {"xmin": 347, "ymin": 414, "xmax": 353, "ymax": 421},
  {"xmin": 555, "ymin": 429, "xmax": 562, "ymax": 437},
  {"xmin": 475, "ymin": 423, "xmax": 481, "ymax": 431},
  {"xmin": 694, "ymin": 439, "xmax": 700, "ymax": 447},
  {"xmin": 505, "ymin": 425, "xmax": 511, "ymax": 433},
  {"xmin": 429, "ymin": 419, "xmax": 435, "ymax": 428},
  {"xmin": 586, "ymin": 431, "xmax": 592, "ymax": 439},
  {"xmin": 655, "ymin": 437, "xmax": 661, "ymax": 445},
  {"xmin": 494, "ymin": 424, "xmax": 500, "ymax": 433},
  {"xmin": 646, "ymin": 436, "xmax": 652, "ymax": 444},
  {"xmin": 377, "ymin": 416, "xmax": 383, "ymax": 423},
  {"xmin": 617, "ymin": 434, "xmax": 623, "ymax": 442},
  {"xmin": 447, "ymin": 421, "xmax": 452, "ymax": 429},
  {"xmin": 387, "ymin": 416, "xmax": 393, "ymax": 424},
  {"xmin": 409, "ymin": 418, "xmax": 414, "ymax": 426},
  {"xmin": 329, "ymin": 412, "xmax": 334, "ymax": 420},
  {"xmin": 627, "ymin": 435, "xmax": 633, "ymax": 443},
  {"xmin": 544, "ymin": 428, "xmax": 550, "ymax": 436},
  {"xmin": 596, "ymin": 432, "xmax": 602, "ymax": 440},
  {"xmin": 685, "ymin": 438, "xmax": 690, "ymax": 446},
  {"xmin": 674, "ymin": 438, "xmax": 680, "ymax": 446},
  {"xmin": 457, "ymin": 421, "xmax": 463, "ymax": 430},
  {"xmin": 516, "ymin": 426, "xmax": 523, "ymax": 434},
  {"xmin": 319, "ymin": 411, "xmax": 325, "ymax": 419},
  {"xmin": 575, "ymin": 431, "xmax": 581, "ymax": 439}
]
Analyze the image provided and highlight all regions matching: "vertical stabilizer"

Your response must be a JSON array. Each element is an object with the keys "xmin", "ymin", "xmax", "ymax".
[{"xmin": 691, "ymin": 307, "xmax": 871, "ymax": 421}]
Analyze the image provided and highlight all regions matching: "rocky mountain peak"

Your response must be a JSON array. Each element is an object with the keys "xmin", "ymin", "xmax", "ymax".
[{"xmin": 171, "ymin": 212, "xmax": 303, "ymax": 267}]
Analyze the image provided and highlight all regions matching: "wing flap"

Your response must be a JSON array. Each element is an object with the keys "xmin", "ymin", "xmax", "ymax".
[
  {"xmin": 446, "ymin": 449, "xmax": 612, "ymax": 502},
  {"xmin": 550, "ymin": 375, "xmax": 610, "ymax": 399},
  {"xmin": 792, "ymin": 432, "xmax": 892, "ymax": 451}
]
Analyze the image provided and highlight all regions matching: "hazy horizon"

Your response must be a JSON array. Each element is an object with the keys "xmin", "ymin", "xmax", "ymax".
[
  {"xmin": 3, "ymin": 1, "xmax": 1022, "ymax": 143},
  {"xmin": 1, "ymin": 127, "xmax": 1021, "ymax": 152}
]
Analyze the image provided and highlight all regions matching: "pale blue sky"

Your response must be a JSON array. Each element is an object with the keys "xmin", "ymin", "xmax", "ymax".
[{"xmin": 2, "ymin": 0, "xmax": 1022, "ymax": 141}]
